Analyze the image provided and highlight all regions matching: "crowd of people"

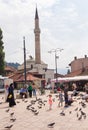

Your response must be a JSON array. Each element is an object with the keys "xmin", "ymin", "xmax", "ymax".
[
  {"xmin": 6, "ymin": 81, "xmax": 37, "ymax": 107},
  {"xmin": 19, "ymin": 82, "xmax": 37, "ymax": 98},
  {"xmin": 48, "ymin": 82, "xmax": 88, "ymax": 110},
  {"xmin": 5, "ymin": 81, "xmax": 88, "ymax": 109}
]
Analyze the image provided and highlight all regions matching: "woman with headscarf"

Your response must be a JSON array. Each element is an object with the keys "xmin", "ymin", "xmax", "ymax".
[{"xmin": 7, "ymin": 83, "xmax": 16, "ymax": 107}]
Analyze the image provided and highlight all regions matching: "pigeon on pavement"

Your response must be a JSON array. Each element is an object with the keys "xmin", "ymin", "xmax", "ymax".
[{"xmin": 48, "ymin": 122, "xmax": 55, "ymax": 128}]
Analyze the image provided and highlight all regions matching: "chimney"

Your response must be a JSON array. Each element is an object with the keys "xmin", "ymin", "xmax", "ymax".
[
  {"xmin": 74, "ymin": 56, "xmax": 77, "ymax": 60},
  {"xmin": 85, "ymin": 55, "xmax": 87, "ymax": 58}
]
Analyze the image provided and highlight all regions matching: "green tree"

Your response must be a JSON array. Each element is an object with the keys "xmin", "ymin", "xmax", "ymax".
[{"xmin": 0, "ymin": 28, "xmax": 5, "ymax": 75}]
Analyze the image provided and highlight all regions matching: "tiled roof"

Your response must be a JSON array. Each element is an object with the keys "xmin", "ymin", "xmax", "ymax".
[
  {"xmin": 9, "ymin": 72, "xmax": 43, "ymax": 82},
  {"xmin": 54, "ymin": 73, "xmax": 64, "ymax": 78}
]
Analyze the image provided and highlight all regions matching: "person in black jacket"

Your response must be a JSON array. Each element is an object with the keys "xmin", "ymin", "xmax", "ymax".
[
  {"xmin": 64, "ymin": 84, "xmax": 69, "ymax": 107},
  {"xmin": 7, "ymin": 83, "xmax": 16, "ymax": 107}
]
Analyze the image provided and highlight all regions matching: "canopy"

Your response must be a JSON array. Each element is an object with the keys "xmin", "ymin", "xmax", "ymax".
[{"xmin": 51, "ymin": 75, "xmax": 88, "ymax": 83}]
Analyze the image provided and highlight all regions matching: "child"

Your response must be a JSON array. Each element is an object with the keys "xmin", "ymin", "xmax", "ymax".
[
  {"xmin": 48, "ymin": 94, "xmax": 53, "ymax": 110},
  {"xmin": 58, "ymin": 89, "xmax": 64, "ymax": 107}
]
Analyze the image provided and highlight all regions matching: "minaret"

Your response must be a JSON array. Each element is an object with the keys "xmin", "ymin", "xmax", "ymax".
[{"xmin": 34, "ymin": 7, "xmax": 41, "ymax": 64}]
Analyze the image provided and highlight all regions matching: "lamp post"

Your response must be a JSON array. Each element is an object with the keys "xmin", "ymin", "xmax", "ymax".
[{"xmin": 48, "ymin": 48, "xmax": 63, "ymax": 88}]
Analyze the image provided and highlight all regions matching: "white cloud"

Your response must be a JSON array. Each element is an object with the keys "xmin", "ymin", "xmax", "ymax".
[{"xmin": 0, "ymin": 0, "xmax": 88, "ymax": 74}]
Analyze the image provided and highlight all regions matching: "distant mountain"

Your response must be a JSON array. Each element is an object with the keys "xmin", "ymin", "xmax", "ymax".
[{"xmin": 6, "ymin": 62, "xmax": 20, "ymax": 69}]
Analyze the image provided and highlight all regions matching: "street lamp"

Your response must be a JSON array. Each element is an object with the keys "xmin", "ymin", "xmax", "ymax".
[{"xmin": 48, "ymin": 48, "xmax": 63, "ymax": 88}]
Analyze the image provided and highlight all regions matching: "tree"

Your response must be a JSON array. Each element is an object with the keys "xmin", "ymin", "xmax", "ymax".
[{"xmin": 0, "ymin": 28, "xmax": 5, "ymax": 75}]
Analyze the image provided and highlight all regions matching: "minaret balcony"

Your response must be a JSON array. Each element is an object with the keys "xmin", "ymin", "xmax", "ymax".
[{"xmin": 34, "ymin": 29, "xmax": 40, "ymax": 33}]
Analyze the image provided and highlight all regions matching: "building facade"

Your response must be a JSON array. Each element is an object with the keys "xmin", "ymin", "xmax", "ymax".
[{"xmin": 69, "ymin": 55, "xmax": 88, "ymax": 72}]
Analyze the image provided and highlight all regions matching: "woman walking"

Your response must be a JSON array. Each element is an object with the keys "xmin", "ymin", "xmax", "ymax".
[{"xmin": 7, "ymin": 83, "xmax": 16, "ymax": 107}]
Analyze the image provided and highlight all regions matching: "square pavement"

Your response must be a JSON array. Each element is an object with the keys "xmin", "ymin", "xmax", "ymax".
[{"xmin": 0, "ymin": 90, "xmax": 88, "ymax": 130}]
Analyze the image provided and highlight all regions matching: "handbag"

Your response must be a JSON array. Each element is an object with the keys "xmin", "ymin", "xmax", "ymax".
[{"xmin": 8, "ymin": 94, "xmax": 12, "ymax": 99}]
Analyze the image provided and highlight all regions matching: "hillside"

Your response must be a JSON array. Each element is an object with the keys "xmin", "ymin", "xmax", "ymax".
[{"xmin": 6, "ymin": 62, "xmax": 20, "ymax": 69}]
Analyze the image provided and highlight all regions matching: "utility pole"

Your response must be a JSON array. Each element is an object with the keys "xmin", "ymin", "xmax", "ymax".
[{"xmin": 23, "ymin": 36, "xmax": 26, "ymax": 84}]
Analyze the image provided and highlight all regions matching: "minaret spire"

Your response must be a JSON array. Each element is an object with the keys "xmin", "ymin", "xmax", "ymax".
[
  {"xmin": 34, "ymin": 6, "xmax": 41, "ymax": 64},
  {"xmin": 35, "ymin": 6, "xmax": 39, "ymax": 19}
]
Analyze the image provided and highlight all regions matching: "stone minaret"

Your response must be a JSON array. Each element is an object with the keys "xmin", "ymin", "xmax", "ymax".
[{"xmin": 34, "ymin": 7, "xmax": 41, "ymax": 64}]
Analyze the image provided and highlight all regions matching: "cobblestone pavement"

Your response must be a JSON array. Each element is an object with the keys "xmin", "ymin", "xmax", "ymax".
[{"xmin": 0, "ymin": 90, "xmax": 88, "ymax": 130}]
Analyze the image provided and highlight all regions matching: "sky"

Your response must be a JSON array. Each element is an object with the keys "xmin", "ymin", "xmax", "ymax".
[{"xmin": 0, "ymin": 0, "xmax": 88, "ymax": 74}]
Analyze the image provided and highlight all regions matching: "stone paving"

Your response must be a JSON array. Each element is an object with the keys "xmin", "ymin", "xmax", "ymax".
[{"xmin": 0, "ymin": 90, "xmax": 88, "ymax": 130}]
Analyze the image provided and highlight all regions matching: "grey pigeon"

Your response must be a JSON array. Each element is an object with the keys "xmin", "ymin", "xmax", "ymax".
[
  {"xmin": 5, "ymin": 124, "xmax": 13, "ymax": 129},
  {"xmin": 6, "ymin": 109, "xmax": 10, "ymax": 113},
  {"xmin": 10, "ymin": 118, "xmax": 16, "ymax": 122},
  {"xmin": 48, "ymin": 122, "xmax": 55, "ymax": 128},
  {"xmin": 78, "ymin": 115, "xmax": 82, "ymax": 120}
]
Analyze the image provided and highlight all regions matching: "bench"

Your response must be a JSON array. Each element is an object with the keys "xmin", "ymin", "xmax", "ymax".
[{"xmin": 16, "ymin": 93, "xmax": 29, "ymax": 99}]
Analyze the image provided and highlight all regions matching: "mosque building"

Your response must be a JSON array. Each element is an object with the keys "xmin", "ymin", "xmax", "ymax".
[{"xmin": 18, "ymin": 7, "xmax": 54, "ymax": 84}]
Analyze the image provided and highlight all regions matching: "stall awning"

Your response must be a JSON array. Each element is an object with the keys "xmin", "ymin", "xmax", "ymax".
[{"xmin": 51, "ymin": 75, "xmax": 88, "ymax": 82}]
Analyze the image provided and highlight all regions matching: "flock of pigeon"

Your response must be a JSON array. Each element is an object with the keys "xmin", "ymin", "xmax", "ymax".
[
  {"xmin": 0, "ymin": 91, "xmax": 88, "ymax": 130},
  {"xmin": 4, "ymin": 109, "xmax": 16, "ymax": 130},
  {"xmin": 2, "ymin": 96, "xmax": 48, "ymax": 130}
]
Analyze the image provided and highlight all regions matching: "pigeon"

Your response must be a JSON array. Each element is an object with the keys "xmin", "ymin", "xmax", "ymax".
[
  {"xmin": 34, "ymin": 111, "xmax": 39, "ymax": 115},
  {"xmin": 10, "ymin": 112, "xmax": 14, "ymax": 116},
  {"xmin": 34, "ymin": 110, "xmax": 37, "ymax": 113},
  {"xmin": 38, "ymin": 103, "xmax": 42, "ymax": 106},
  {"xmin": 69, "ymin": 111, "xmax": 72, "ymax": 114},
  {"xmin": 31, "ymin": 109, "xmax": 36, "ymax": 112},
  {"xmin": 6, "ymin": 109, "xmax": 10, "ymax": 113},
  {"xmin": 82, "ymin": 103, "xmax": 86, "ymax": 108},
  {"xmin": 27, "ymin": 104, "xmax": 32, "ymax": 108},
  {"xmin": 44, "ymin": 100, "xmax": 47, "ymax": 102},
  {"xmin": 10, "ymin": 118, "xmax": 16, "ymax": 122},
  {"xmin": 24, "ymin": 100, "xmax": 28, "ymax": 103},
  {"xmin": 81, "ymin": 111, "xmax": 86, "ymax": 119},
  {"xmin": 79, "ymin": 108, "xmax": 82, "ymax": 111},
  {"xmin": 84, "ymin": 114, "xmax": 86, "ymax": 119},
  {"xmin": 38, "ymin": 106, "xmax": 42, "ymax": 109},
  {"xmin": 80, "ymin": 102, "xmax": 86, "ymax": 108},
  {"xmin": 48, "ymin": 122, "xmax": 55, "ymax": 128},
  {"xmin": 31, "ymin": 107, "xmax": 35, "ymax": 109},
  {"xmin": 78, "ymin": 114, "xmax": 82, "ymax": 120},
  {"xmin": 5, "ymin": 124, "xmax": 13, "ymax": 129},
  {"xmin": 81, "ymin": 111, "xmax": 86, "ymax": 116},
  {"xmin": 26, "ymin": 107, "xmax": 31, "ymax": 110},
  {"xmin": 60, "ymin": 111, "xmax": 65, "ymax": 116},
  {"xmin": 74, "ymin": 107, "xmax": 78, "ymax": 111},
  {"xmin": 17, "ymin": 101, "xmax": 20, "ymax": 103},
  {"xmin": 77, "ymin": 112, "xmax": 79, "ymax": 117}
]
